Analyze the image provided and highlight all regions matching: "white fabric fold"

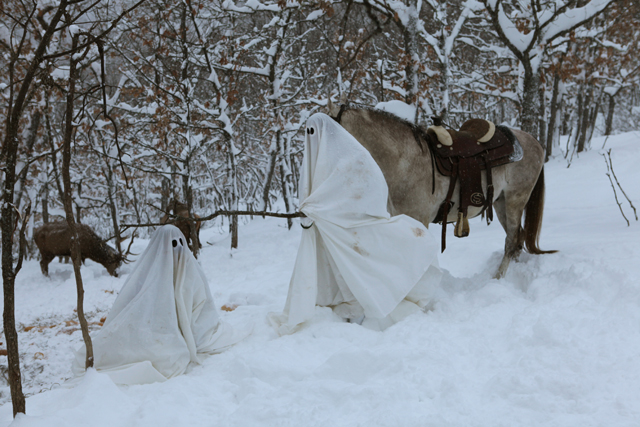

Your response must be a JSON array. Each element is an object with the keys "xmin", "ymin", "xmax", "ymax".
[
  {"xmin": 269, "ymin": 113, "xmax": 441, "ymax": 334},
  {"xmin": 72, "ymin": 225, "xmax": 248, "ymax": 385}
]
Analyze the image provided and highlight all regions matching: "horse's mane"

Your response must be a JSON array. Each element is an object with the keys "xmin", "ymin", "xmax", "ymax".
[
  {"xmin": 342, "ymin": 104, "xmax": 416, "ymax": 128},
  {"xmin": 340, "ymin": 103, "xmax": 432, "ymax": 152}
]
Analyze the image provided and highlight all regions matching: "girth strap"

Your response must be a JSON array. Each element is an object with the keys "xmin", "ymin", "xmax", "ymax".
[
  {"xmin": 484, "ymin": 155, "xmax": 494, "ymax": 224},
  {"xmin": 439, "ymin": 161, "xmax": 458, "ymax": 253}
]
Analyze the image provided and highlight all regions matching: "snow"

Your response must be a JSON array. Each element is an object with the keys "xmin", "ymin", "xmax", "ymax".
[
  {"xmin": 539, "ymin": 0, "xmax": 612, "ymax": 45},
  {"xmin": 374, "ymin": 100, "xmax": 416, "ymax": 123},
  {"xmin": 68, "ymin": 25, "xmax": 80, "ymax": 37},
  {"xmin": 496, "ymin": 5, "xmax": 533, "ymax": 54},
  {"xmin": 305, "ymin": 10, "xmax": 323, "ymax": 21},
  {"xmin": 2, "ymin": 132, "xmax": 640, "ymax": 426}
]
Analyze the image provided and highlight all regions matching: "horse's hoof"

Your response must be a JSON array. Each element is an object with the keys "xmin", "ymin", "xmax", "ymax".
[{"xmin": 494, "ymin": 261, "xmax": 509, "ymax": 279}]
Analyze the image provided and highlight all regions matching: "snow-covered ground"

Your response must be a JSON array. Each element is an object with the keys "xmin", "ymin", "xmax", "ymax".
[{"xmin": 1, "ymin": 132, "xmax": 639, "ymax": 426}]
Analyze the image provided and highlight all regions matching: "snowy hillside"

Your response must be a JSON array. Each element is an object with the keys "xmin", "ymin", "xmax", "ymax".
[{"xmin": 1, "ymin": 132, "xmax": 639, "ymax": 426}]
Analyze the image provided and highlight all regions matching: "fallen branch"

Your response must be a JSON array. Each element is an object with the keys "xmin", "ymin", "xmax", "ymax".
[
  {"xmin": 120, "ymin": 210, "xmax": 305, "ymax": 232},
  {"xmin": 606, "ymin": 149, "xmax": 638, "ymax": 221},
  {"xmin": 602, "ymin": 149, "xmax": 637, "ymax": 226}
]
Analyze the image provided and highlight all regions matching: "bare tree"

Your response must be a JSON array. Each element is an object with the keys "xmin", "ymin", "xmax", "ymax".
[
  {"xmin": 60, "ymin": 34, "xmax": 94, "ymax": 368},
  {"xmin": 481, "ymin": 0, "xmax": 614, "ymax": 137},
  {"xmin": 0, "ymin": 0, "xmax": 145, "ymax": 415}
]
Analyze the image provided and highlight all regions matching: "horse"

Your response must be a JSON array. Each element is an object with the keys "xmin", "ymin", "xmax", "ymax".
[{"xmin": 327, "ymin": 103, "xmax": 555, "ymax": 278}]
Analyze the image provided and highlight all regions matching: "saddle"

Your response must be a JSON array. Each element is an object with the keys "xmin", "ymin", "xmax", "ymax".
[{"xmin": 425, "ymin": 118, "xmax": 519, "ymax": 252}]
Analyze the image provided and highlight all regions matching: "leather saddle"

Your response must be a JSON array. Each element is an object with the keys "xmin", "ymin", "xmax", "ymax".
[{"xmin": 425, "ymin": 118, "xmax": 520, "ymax": 252}]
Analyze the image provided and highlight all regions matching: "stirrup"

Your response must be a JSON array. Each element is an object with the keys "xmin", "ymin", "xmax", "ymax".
[{"xmin": 454, "ymin": 212, "xmax": 470, "ymax": 238}]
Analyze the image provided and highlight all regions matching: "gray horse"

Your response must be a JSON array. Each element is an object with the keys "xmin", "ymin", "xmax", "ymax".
[{"xmin": 327, "ymin": 103, "xmax": 555, "ymax": 278}]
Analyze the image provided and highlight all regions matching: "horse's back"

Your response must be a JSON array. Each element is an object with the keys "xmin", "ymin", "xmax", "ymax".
[
  {"xmin": 498, "ymin": 128, "xmax": 545, "ymax": 196},
  {"xmin": 333, "ymin": 106, "xmax": 552, "ymax": 277},
  {"xmin": 339, "ymin": 109, "xmax": 444, "ymax": 225}
]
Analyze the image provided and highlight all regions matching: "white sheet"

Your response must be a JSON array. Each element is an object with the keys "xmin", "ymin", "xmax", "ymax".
[
  {"xmin": 72, "ymin": 225, "xmax": 247, "ymax": 385},
  {"xmin": 270, "ymin": 113, "xmax": 441, "ymax": 334}
]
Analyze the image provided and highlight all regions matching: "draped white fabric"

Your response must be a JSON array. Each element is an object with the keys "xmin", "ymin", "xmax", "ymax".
[
  {"xmin": 72, "ymin": 225, "xmax": 246, "ymax": 385},
  {"xmin": 270, "ymin": 113, "xmax": 441, "ymax": 335}
]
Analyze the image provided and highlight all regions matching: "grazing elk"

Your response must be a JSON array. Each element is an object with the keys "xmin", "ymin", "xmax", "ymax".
[
  {"xmin": 34, "ymin": 221, "xmax": 127, "ymax": 277},
  {"xmin": 160, "ymin": 199, "xmax": 202, "ymax": 252}
]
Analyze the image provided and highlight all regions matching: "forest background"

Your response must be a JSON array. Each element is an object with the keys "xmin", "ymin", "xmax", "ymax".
[{"xmin": 1, "ymin": 0, "xmax": 639, "ymax": 417}]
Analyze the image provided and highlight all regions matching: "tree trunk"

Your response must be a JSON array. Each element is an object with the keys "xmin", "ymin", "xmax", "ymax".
[
  {"xmin": 42, "ymin": 181, "xmax": 49, "ymax": 223},
  {"xmin": 1, "ymin": 145, "xmax": 26, "ymax": 417},
  {"xmin": 261, "ymin": 136, "xmax": 278, "ymax": 212},
  {"xmin": 575, "ymin": 88, "xmax": 584, "ymax": 151},
  {"xmin": 290, "ymin": 152, "xmax": 299, "ymax": 198},
  {"xmin": 230, "ymin": 214, "xmax": 238, "ymax": 249},
  {"xmin": 437, "ymin": 27, "xmax": 450, "ymax": 116},
  {"xmin": 400, "ymin": 11, "xmax": 420, "ymax": 106},
  {"xmin": 62, "ymin": 35, "xmax": 93, "ymax": 370},
  {"xmin": 161, "ymin": 175, "xmax": 170, "ymax": 212},
  {"xmin": 576, "ymin": 85, "xmax": 592, "ymax": 153},
  {"xmin": 538, "ymin": 82, "xmax": 546, "ymax": 148},
  {"xmin": 277, "ymin": 132, "xmax": 293, "ymax": 229},
  {"xmin": 0, "ymin": 2, "xmax": 68, "ymax": 413},
  {"xmin": 379, "ymin": 60, "xmax": 385, "ymax": 102},
  {"xmin": 520, "ymin": 62, "xmax": 539, "ymax": 138},
  {"xmin": 562, "ymin": 111, "xmax": 570, "ymax": 136},
  {"xmin": 45, "ymin": 104, "xmax": 65, "ymax": 201},
  {"xmin": 14, "ymin": 112, "xmax": 42, "ymax": 209},
  {"xmin": 605, "ymin": 92, "xmax": 615, "ymax": 136},
  {"xmin": 182, "ymin": 174, "xmax": 200, "ymax": 258},
  {"xmin": 105, "ymin": 165, "xmax": 122, "ymax": 254},
  {"xmin": 226, "ymin": 135, "xmax": 239, "ymax": 249},
  {"xmin": 546, "ymin": 70, "xmax": 561, "ymax": 162},
  {"xmin": 586, "ymin": 88, "xmax": 602, "ymax": 147},
  {"xmin": 0, "ymin": 0, "xmax": 67, "ymax": 417}
]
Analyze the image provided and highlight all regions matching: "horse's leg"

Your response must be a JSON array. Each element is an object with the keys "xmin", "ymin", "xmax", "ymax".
[
  {"xmin": 492, "ymin": 194, "xmax": 512, "ymax": 278},
  {"xmin": 494, "ymin": 190, "xmax": 529, "ymax": 279},
  {"xmin": 493, "ymin": 193, "xmax": 507, "ymax": 231}
]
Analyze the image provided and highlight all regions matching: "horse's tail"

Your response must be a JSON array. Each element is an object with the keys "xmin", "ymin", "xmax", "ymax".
[{"xmin": 523, "ymin": 167, "xmax": 557, "ymax": 254}]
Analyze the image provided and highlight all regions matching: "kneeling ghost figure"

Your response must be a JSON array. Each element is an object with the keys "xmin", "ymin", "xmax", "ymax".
[
  {"xmin": 73, "ymin": 225, "xmax": 248, "ymax": 385},
  {"xmin": 269, "ymin": 113, "xmax": 442, "ymax": 335}
]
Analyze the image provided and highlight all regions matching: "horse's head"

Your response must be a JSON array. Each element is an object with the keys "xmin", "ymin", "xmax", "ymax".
[
  {"xmin": 327, "ymin": 99, "xmax": 349, "ymax": 123},
  {"xmin": 327, "ymin": 99, "xmax": 341, "ymax": 118}
]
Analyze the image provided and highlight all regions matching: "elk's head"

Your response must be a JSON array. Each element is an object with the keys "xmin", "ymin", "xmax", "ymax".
[
  {"xmin": 103, "ymin": 245, "xmax": 125, "ymax": 277},
  {"xmin": 109, "ymin": 230, "xmax": 138, "ymax": 276}
]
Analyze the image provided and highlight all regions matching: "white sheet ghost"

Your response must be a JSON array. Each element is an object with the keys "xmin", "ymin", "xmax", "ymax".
[
  {"xmin": 72, "ymin": 225, "xmax": 247, "ymax": 385},
  {"xmin": 269, "ymin": 113, "xmax": 441, "ymax": 334}
]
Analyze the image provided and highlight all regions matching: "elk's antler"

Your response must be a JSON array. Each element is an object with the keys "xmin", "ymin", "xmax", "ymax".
[{"xmin": 122, "ymin": 229, "xmax": 139, "ymax": 263}]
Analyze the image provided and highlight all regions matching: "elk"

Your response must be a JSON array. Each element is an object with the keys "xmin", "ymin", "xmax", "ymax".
[
  {"xmin": 160, "ymin": 199, "xmax": 202, "ymax": 252},
  {"xmin": 34, "ymin": 221, "xmax": 127, "ymax": 277}
]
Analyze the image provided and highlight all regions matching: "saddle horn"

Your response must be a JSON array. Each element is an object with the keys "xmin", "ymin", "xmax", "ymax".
[{"xmin": 431, "ymin": 108, "xmax": 447, "ymax": 127}]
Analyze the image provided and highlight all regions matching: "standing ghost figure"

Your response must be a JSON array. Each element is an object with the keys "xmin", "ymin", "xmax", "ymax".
[
  {"xmin": 73, "ymin": 225, "xmax": 247, "ymax": 385},
  {"xmin": 269, "ymin": 113, "xmax": 442, "ymax": 335}
]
